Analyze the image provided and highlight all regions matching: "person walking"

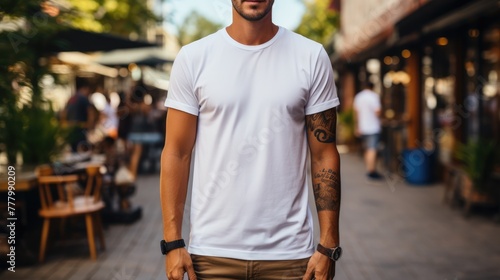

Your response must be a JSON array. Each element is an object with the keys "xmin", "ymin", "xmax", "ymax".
[
  {"xmin": 160, "ymin": 1, "xmax": 342, "ymax": 279},
  {"xmin": 62, "ymin": 80, "xmax": 95, "ymax": 152},
  {"xmin": 353, "ymin": 82, "xmax": 383, "ymax": 179},
  {"xmin": 100, "ymin": 93, "xmax": 119, "ymax": 139}
]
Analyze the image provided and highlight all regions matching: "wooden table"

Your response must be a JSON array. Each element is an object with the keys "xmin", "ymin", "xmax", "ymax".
[
  {"xmin": 0, "ymin": 155, "xmax": 105, "ymax": 225},
  {"xmin": 0, "ymin": 172, "xmax": 38, "ymax": 192},
  {"xmin": 54, "ymin": 153, "xmax": 106, "ymax": 174},
  {"xmin": 0, "ymin": 172, "xmax": 39, "ymax": 227}
]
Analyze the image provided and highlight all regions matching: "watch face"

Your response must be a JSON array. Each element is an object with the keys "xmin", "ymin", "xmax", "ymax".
[
  {"xmin": 160, "ymin": 240, "xmax": 167, "ymax": 255},
  {"xmin": 333, "ymin": 247, "xmax": 342, "ymax": 260}
]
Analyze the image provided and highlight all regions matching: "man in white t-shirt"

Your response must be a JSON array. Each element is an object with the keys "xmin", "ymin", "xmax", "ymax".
[
  {"xmin": 100, "ymin": 94, "xmax": 119, "ymax": 138},
  {"xmin": 353, "ymin": 82, "xmax": 383, "ymax": 179},
  {"xmin": 160, "ymin": 1, "xmax": 341, "ymax": 279}
]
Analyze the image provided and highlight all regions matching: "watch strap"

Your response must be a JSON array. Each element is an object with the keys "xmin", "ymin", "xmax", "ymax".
[
  {"xmin": 316, "ymin": 243, "xmax": 342, "ymax": 261},
  {"xmin": 160, "ymin": 239, "xmax": 185, "ymax": 255}
]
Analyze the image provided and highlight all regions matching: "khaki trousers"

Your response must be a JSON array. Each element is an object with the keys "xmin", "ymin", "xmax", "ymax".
[{"xmin": 191, "ymin": 254, "xmax": 309, "ymax": 280}]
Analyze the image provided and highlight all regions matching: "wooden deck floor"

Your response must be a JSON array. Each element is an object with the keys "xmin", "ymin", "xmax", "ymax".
[{"xmin": 2, "ymin": 153, "xmax": 500, "ymax": 279}]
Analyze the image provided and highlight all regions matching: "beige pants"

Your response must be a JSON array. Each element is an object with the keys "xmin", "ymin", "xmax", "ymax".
[{"xmin": 191, "ymin": 254, "xmax": 310, "ymax": 280}]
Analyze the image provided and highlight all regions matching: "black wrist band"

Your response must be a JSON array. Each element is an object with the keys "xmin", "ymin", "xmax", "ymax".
[{"xmin": 160, "ymin": 239, "xmax": 185, "ymax": 255}]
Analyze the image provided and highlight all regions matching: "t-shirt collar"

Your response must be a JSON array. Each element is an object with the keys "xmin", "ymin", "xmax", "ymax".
[{"xmin": 221, "ymin": 26, "xmax": 284, "ymax": 51}]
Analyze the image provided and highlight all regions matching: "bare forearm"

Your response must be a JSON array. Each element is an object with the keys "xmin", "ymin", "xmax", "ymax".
[
  {"xmin": 311, "ymin": 151, "xmax": 341, "ymax": 247},
  {"xmin": 160, "ymin": 151, "xmax": 192, "ymax": 241},
  {"xmin": 305, "ymin": 108, "xmax": 341, "ymax": 247}
]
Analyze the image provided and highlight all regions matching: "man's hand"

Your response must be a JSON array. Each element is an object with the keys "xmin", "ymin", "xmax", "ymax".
[
  {"xmin": 165, "ymin": 248, "xmax": 197, "ymax": 280},
  {"xmin": 303, "ymin": 251, "xmax": 336, "ymax": 280}
]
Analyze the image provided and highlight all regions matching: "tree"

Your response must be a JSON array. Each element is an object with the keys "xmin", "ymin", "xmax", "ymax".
[
  {"xmin": 0, "ymin": 0, "xmax": 159, "ymax": 164},
  {"xmin": 294, "ymin": 0, "xmax": 338, "ymax": 45},
  {"xmin": 0, "ymin": 0, "xmax": 65, "ymax": 164},
  {"xmin": 65, "ymin": 0, "xmax": 160, "ymax": 37},
  {"xmin": 176, "ymin": 10, "xmax": 222, "ymax": 46}
]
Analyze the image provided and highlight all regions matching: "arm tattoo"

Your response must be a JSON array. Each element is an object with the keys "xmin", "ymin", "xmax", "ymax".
[
  {"xmin": 306, "ymin": 109, "xmax": 337, "ymax": 143},
  {"xmin": 313, "ymin": 168, "xmax": 340, "ymax": 211}
]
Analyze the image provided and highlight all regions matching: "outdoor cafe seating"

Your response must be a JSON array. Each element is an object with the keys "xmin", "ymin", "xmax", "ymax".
[
  {"xmin": 35, "ymin": 163, "xmax": 106, "ymax": 262},
  {"xmin": 0, "ymin": 145, "xmax": 143, "ymax": 265}
]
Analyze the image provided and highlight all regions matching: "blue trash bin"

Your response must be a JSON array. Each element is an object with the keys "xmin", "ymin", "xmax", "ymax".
[{"xmin": 402, "ymin": 148, "xmax": 434, "ymax": 185}]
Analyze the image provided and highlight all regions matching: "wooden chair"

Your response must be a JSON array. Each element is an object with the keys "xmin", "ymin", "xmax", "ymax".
[
  {"xmin": 116, "ymin": 154, "xmax": 139, "ymax": 211},
  {"xmin": 36, "ymin": 164, "xmax": 106, "ymax": 262}
]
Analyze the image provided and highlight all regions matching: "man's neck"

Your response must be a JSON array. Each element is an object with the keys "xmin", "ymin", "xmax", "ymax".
[{"xmin": 226, "ymin": 11, "xmax": 278, "ymax": 46}]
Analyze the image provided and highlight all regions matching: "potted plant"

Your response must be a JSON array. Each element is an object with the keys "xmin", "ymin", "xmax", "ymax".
[
  {"xmin": 337, "ymin": 109, "xmax": 355, "ymax": 146},
  {"xmin": 20, "ymin": 103, "xmax": 68, "ymax": 166},
  {"xmin": 0, "ymin": 98, "xmax": 25, "ymax": 165},
  {"xmin": 455, "ymin": 139, "xmax": 499, "ymax": 212}
]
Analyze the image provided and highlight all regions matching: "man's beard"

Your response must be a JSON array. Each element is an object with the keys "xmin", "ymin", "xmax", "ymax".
[{"xmin": 232, "ymin": 0, "xmax": 274, "ymax": 22}]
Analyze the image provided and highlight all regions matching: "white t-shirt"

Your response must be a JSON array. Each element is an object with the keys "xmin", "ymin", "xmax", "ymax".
[
  {"xmin": 101, "ymin": 103, "xmax": 118, "ymax": 134},
  {"xmin": 353, "ymin": 89, "xmax": 381, "ymax": 135},
  {"xmin": 165, "ymin": 27, "xmax": 339, "ymax": 260}
]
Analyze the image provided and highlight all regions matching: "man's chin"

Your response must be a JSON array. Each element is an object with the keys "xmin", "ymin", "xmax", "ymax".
[
  {"xmin": 233, "ymin": 0, "xmax": 273, "ymax": 21},
  {"xmin": 238, "ymin": 8, "xmax": 271, "ymax": 21}
]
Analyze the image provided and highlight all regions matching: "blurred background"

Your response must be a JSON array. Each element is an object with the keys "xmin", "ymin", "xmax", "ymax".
[{"xmin": 0, "ymin": 0, "xmax": 499, "ymax": 279}]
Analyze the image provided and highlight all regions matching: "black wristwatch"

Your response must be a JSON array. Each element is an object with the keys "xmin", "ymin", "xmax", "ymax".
[
  {"xmin": 316, "ymin": 243, "xmax": 342, "ymax": 261},
  {"xmin": 160, "ymin": 239, "xmax": 186, "ymax": 255}
]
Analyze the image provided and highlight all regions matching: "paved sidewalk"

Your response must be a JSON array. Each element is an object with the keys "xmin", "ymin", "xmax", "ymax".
[
  {"xmin": 3, "ymin": 153, "xmax": 500, "ymax": 279},
  {"xmin": 334, "ymin": 154, "xmax": 500, "ymax": 280}
]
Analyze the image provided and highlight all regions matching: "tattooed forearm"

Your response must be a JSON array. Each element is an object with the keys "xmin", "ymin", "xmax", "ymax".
[
  {"xmin": 306, "ymin": 109, "xmax": 337, "ymax": 143},
  {"xmin": 312, "ymin": 168, "xmax": 340, "ymax": 211},
  {"xmin": 307, "ymin": 108, "xmax": 340, "ymax": 211}
]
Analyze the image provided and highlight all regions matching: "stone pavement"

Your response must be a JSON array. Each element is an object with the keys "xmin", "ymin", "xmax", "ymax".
[
  {"xmin": 334, "ymin": 155, "xmax": 500, "ymax": 280},
  {"xmin": 2, "ymin": 153, "xmax": 500, "ymax": 280}
]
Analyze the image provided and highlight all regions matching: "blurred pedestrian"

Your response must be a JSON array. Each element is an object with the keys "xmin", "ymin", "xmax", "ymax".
[
  {"xmin": 127, "ymin": 83, "xmax": 162, "ymax": 175},
  {"xmin": 100, "ymin": 93, "xmax": 118, "ymax": 139},
  {"xmin": 160, "ymin": 1, "xmax": 342, "ymax": 279},
  {"xmin": 353, "ymin": 81, "xmax": 383, "ymax": 179},
  {"xmin": 62, "ymin": 80, "xmax": 95, "ymax": 152},
  {"xmin": 117, "ymin": 91, "xmax": 132, "ymax": 150},
  {"xmin": 128, "ymin": 81, "xmax": 151, "ymax": 136}
]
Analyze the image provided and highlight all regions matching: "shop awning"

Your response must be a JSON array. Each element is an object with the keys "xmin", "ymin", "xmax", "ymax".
[
  {"xmin": 331, "ymin": 26, "xmax": 393, "ymax": 64},
  {"xmin": 94, "ymin": 47, "xmax": 175, "ymax": 66},
  {"xmin": 395, "ymin": 0, "xmax": 471, "ymax": 35},
  {"xmin": 142, "ymin": 67, "xmax": 170, "ymax": 91},
  {"xmin": 55, "ymin": 52, "xmax": 118, "ymax": 77},
  {"xmin": 48, "ymin": 28, "xmax": 157, "ymax": 53},
  {"xmin": 422, "ymin": 0, "xmax": 500, "ymax": 35},
  {"xmin": 390, "ymin": 0, "xmax": 499, "ymax": 49},
  {"xmin": 332, "ymin": 0, "xmax": 419, "ymax": 64}
]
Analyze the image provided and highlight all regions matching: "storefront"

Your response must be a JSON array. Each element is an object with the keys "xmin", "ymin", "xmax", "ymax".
[
  {"xmin": 411, "ymin": 2, "xmax": 500, "ymax": 169},
  {"xmin": 332, "ymin": 0, "xmax": 500, "ymax": 177}
]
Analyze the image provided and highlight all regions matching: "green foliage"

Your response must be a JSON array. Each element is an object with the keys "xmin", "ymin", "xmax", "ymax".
[
  {"xmin": 455, "ymin": 139, "xmax": 498, "ymax": 193},
  {"xmin": 176, "ymin": 10, "xmax": 222, "ymax": 46},
  {"xmin": 0, "ymin": 0, "xmax": 42, "ymax": 18},
  {"xmin": 294, "ymin": 0, "xmax": 338, "ymax": 45},
  {"xmin": 337, "ymin": 109, "xmax": 355, "ymax": 144},
  {"xmin": 21, "ymin": 104, "xmax": 68, "ymax": 165},
  {"xmin": 0, "ymin": 86, "xmax": 66, "ymax": 165},
  {"xmin": 0, "ymin": 0, "xmax": 63, "ymax": 164},
  {"xmin": 65, "ymin": 0, "xmax": 160, "ymax": 37},
  {"xmin": 0, "ymin": 32, "xmax": 21, "ymax": 164},
  {"xmin": 0, "ymin": 96, "xmax": 24, "ymax": 164},
  {"xmin": 1, "ymin": 0, "xmax": 158, "ymax": 164},
  {"xmin": 338, "ymin": 109, "xmax": 355, "ymax": 129}
]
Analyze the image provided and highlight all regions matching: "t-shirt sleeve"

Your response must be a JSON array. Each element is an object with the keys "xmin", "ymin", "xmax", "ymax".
[
  {"xmin": 305, "ymin": 47, "xmax": 340, "ymax": 115},
  {"xmin": 164, "ymin": 48, "xmax": 199, "ymax": 116}
]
